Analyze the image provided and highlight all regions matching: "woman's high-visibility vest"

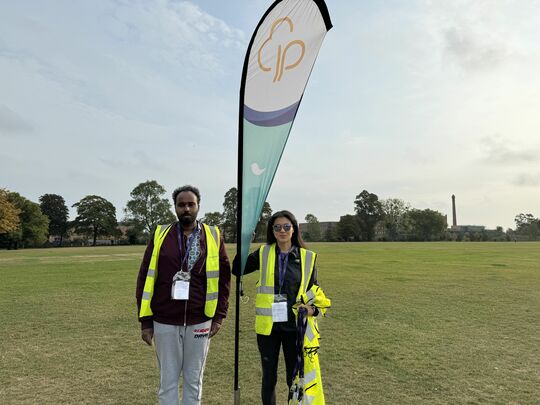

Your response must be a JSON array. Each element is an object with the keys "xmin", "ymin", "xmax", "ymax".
[
  {"xmin": 254, "ymin": 244, "xmax": 316, "ymax": 335},
  {"xmin": 139, "ymin": 223, "xmax": 221, "ymax": 319},
  {"xmin": 254, "ymin": 244, "xmax": 330, "ymax": 405}
]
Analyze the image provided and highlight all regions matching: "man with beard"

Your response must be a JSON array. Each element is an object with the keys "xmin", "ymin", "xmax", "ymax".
[{"xmin": 136, "ymin": 185, "xmax": 231, "ymax": 405}]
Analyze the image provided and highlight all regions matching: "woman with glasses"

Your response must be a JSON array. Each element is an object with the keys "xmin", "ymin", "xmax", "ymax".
[{"xmin": 233, "ymin": 210, "xmax": 331, "ymax": 405}]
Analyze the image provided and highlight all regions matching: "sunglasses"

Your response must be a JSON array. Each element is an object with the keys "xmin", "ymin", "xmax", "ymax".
[{"xmin": 273, "ymin": 223, "xmax": 292, "ymax": 232}]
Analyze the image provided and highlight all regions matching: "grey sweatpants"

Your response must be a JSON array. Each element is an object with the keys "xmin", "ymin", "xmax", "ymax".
[{"xmin": 153, "ymin": 320, "xmax": 212, "ymax": 405}]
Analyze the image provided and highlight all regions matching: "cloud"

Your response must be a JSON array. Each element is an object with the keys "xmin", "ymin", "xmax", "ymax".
[
  {"xmin": 0, "ymin": 105, "xmax": 33, "ymax": 135},
  {"xmin": 512, "ymin": 173, "xmax": 540, "ymax": 186},
  {"xmin": 0, "ymin": 0, "xmax": 246, "ymax": 128},
  {"xmin": 421, "ymin": 1, "xmax": 524, "ymax": 73},
  {"xmin": 480, "ymin": 136, "xmax": 538, "ymax": 164},
  {"xmin": 105, "ymin": 0, "xmax": 246, "ymax": 74},
  {"xmin": 99, "ymin": 150, "xmax": 166, "ymax": 172},
  {"xmin": 443, "ymin": 26, "xmax": 508, "ymax": 71}
]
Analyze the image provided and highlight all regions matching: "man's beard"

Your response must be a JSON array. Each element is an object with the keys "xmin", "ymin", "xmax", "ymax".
[{"xmin": 178, "ymin": 213, "xmax": 197, "ymax": 227}]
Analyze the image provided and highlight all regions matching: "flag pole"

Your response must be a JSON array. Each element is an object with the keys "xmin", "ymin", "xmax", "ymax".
[
  {"xmin": 234, "ymin": 109, "xmax": 243, "ymax": 405},
  {"xmin": 234, "ymin": 3, "xmax": 266, "ymax": 400},
  {"xmin": 234, "ymin": 31, "xmax": 247, "ymax": 403}
]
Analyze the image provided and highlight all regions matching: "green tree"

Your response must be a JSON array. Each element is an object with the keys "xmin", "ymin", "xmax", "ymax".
[
  {"xmin": 527, "ymin": 219, "xmax": 539, "ymax": 240},
  {"xmin": 124, "ymin": 180, "xmax": 175, "ymax": 237},
  {"xmin": 72, "ymin": 195, "xmax": 118, "ymax": 246},
  {"xmin": 505, "ymin": 228, "xmax": 515, "ymax": 242},
  {"xmin": 514, "ymin": 213, "xmax": 539, "ymax": 240},
  {"xmin": 489, "ymin": 226, "xmax": 506, "ymax": 242},
  {"xmin": 514, "ymin": 213, "xmax": 535, "ymax": 229},
  {"xmin": 324, "ymin": 225, "xmax": 338, "ymax": 242},
  {"xmin": 354, "ymin": 190, "xmax": 384, "ymax": 241},
  {"xmin": 304, "ymin": 213, "xmax": 322, "ymax": 242},
  {"xmin": 222, "ymin": 187, "xmax": 237, "ymax": 243},
  {"xmin": 121, "ymin": 219, "xmax": 145, "ymax": 245},
  {"xmin": 337, "ymin": 214, "xmax": 359, "ymax": 241},
  {"xmin": 201, "ymin": 211, "xmax": 224, "ymax": 227},
  {"xmin": 2, "ymin": 191, "xmax": 49, "ymax": 248},
  {"xmin": 407, "ymin": 209, "xmax": 447, "ymax": 241},
  {"xmin": 380, "ymin": 198, "xmax": 410, "ymax": 241},
  {"xmin": 0, "ymin": 189, "xmax": 20, "ymax": 234},
  {"xmin": 39, "ymin": 193, "xmax": 69, "ymax": 243},
  {"xmin": 254, "ymin": 202, "xmax": 273, "ymax": 242}
]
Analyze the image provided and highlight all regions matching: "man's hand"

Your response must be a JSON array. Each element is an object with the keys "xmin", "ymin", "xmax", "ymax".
[
  {"xmin": 141, "ymin": 328, "xmax": 154, "ymax": 345},
  {"xmin": 209, "ymin": 321, "xmax": 222, "ymax": 338}
]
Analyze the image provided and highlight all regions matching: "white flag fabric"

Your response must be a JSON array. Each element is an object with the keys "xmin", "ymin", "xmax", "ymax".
[{"xmin": 238, "ymin": 0, "xmax": 332, "ymax": 273}]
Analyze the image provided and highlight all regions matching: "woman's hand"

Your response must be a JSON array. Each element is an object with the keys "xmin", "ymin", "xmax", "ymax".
[{"xmin": 297, "ymin": 304, "xmax": 315, "ymax": 316}]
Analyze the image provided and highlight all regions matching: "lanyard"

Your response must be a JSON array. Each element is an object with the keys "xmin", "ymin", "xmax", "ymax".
[
  {"xmin": 277, "ymin": 251, "xmax": 289, "ymax": 291},
  {"xmin": 292, "ymin": 307, "xmax": 307, "ymax": 381},
  {"xmin": 176, "ymin": 222, "xmax": 199, "ymax": 272}
]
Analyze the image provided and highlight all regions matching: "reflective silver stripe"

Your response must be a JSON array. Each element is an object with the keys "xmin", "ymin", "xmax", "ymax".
[
  {"xmin": 154, "ymin": 224, "xmax": 172, "ymax": 245},
  {"xmin": 147, "ymin": 269, "xmax": 155, "ymax": 278},
  {"xmin": 257, "ymin": 286, "xmax": 274, "ymax": 294},
  {"xmin": 305, "ymin": 288, "xmax": 315, "ymax": 304},
  {"xmin": 207, "ymin": 225, "xmax": 218, "ymax": 245},
  {"xmin": 158, "ymin": 224, "xmax": 169, "ymax": 238},
  {"xmin": 142, "ymin": 291, "xmax": 151, "ymax": 300},
  {"xmin": 305, "ymin": 323, "xmax": 315, "ymax": 341},
  {"xmin": 206, "ymin": 292, "xmax": 218, "ymax": 301},
  {"xmin": 206, "ymin": 270, "xmax": 219, "ymax": 279},
  {"xmin": 303, "ymin": 250, "xmax": 314, "ymax": 292},
  {"xmin": 303, "ymin": 369, "xmax": 318, "ymax": 386},
  {"xmin": 256, "ymin": 307, "xmax": 273, "ymax": 316},
  {"xmin": 304, "ymin": 393, "xmax": 315, "ymax": 405},
  {"xmin": 260, "ymin": 245, "xmax": 271, "ymax": 287}
]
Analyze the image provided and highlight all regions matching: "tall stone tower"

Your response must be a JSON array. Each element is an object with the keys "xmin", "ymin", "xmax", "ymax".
[{"xmin": 451, "ymin": 194, "xmax": 457, "ymax": 227}]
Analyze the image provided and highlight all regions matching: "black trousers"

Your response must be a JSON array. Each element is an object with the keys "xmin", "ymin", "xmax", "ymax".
[{"xmin": 257, "ymin": 329, "xmax": 297, "ymax": 405}]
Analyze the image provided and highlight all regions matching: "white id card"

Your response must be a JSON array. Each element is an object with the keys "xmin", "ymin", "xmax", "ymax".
[
  {"xmin": 172, "ymin": 280, "xmax": 189, "ymax": 300},
  {"xmin": 271, "ymin": 301, "xmax": 288, "ymax": 322}
]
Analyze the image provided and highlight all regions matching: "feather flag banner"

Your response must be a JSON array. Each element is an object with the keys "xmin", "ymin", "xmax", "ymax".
[
  {"xmin": 237, "ymin": 0, "xmax": 332, "ymax": 274},
  {"xmin": 234, "ymin": 3, "xmax": 331, "ymax": 400}
]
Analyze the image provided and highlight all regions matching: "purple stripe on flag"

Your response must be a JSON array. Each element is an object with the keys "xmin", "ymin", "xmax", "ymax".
[{"xmin": 244, "ymin": 101, "xmax": 300, "ymax": 127}]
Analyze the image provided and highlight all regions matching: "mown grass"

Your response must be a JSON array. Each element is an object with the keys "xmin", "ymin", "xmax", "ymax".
[{"xmin": 0, "ymin": 242, "xmax": 539, "ymax": 404}]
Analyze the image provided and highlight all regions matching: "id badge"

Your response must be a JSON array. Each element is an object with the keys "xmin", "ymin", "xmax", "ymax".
[
  {"xmin": 272, "ymin": 294, "xmax": 288, "ymax": 322},
  {"xmin": 171, "ymin": 280, "xmax": 190, "ymax": 300}
]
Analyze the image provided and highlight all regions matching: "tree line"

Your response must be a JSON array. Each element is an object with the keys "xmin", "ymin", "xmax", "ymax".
[{"xmin": 1, "ymin": 182, "xmax": 539, "ymax": 249}]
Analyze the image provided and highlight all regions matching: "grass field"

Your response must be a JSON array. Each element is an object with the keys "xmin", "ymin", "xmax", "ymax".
[{"xmin": 1, "ymin": 242, "xmax": 539, "ymax": 404}]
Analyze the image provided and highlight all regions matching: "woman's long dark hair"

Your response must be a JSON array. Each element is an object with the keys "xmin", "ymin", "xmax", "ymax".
[{"xmin": 266, "ymin": 210, "xmax": 307, "ymax": 249}]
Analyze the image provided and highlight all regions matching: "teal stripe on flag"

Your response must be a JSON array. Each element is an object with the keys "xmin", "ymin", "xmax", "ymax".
[{"xmin": 240, "ymin": 119, "xmax": 294, "ymax": 273}]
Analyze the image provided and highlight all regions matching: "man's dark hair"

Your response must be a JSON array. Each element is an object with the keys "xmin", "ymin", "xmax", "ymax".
[{"xmin": 172, "ymin": 185, "xmax": 201, "ymax": 204}]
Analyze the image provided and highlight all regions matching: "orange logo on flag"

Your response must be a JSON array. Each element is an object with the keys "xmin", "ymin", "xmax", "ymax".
[{"xmin": 258, "ymin": 17, "xmax": 305, "ymax": 82}]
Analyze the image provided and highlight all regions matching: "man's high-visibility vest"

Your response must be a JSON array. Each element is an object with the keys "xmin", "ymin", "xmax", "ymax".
[
  {"xmin": 139, "ymin": 223, "xmax": 221, "ymax": 319},
  {"xmin": 254, "ymin": 243, "xmax": 316, "ymax": 335}
]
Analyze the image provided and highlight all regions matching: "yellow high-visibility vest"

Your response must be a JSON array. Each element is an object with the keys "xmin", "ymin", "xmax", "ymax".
[
  {"xmin": 139, "ymin": 223, "xmax": 221, "ymax": 319},
  {"xmin": 254, "ymin": 244, "xmax": 316, "ymax": 335}
]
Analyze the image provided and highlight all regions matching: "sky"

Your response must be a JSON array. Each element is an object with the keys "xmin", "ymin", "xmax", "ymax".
[{"xmin": 1, "ymin": 0, "xmax": 539, "ymax": 230}]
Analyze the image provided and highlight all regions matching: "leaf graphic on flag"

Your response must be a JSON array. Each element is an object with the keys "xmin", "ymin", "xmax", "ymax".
[{"xmin": 250, "ymin": 163, "xmax": 266, "ymax": 176}]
